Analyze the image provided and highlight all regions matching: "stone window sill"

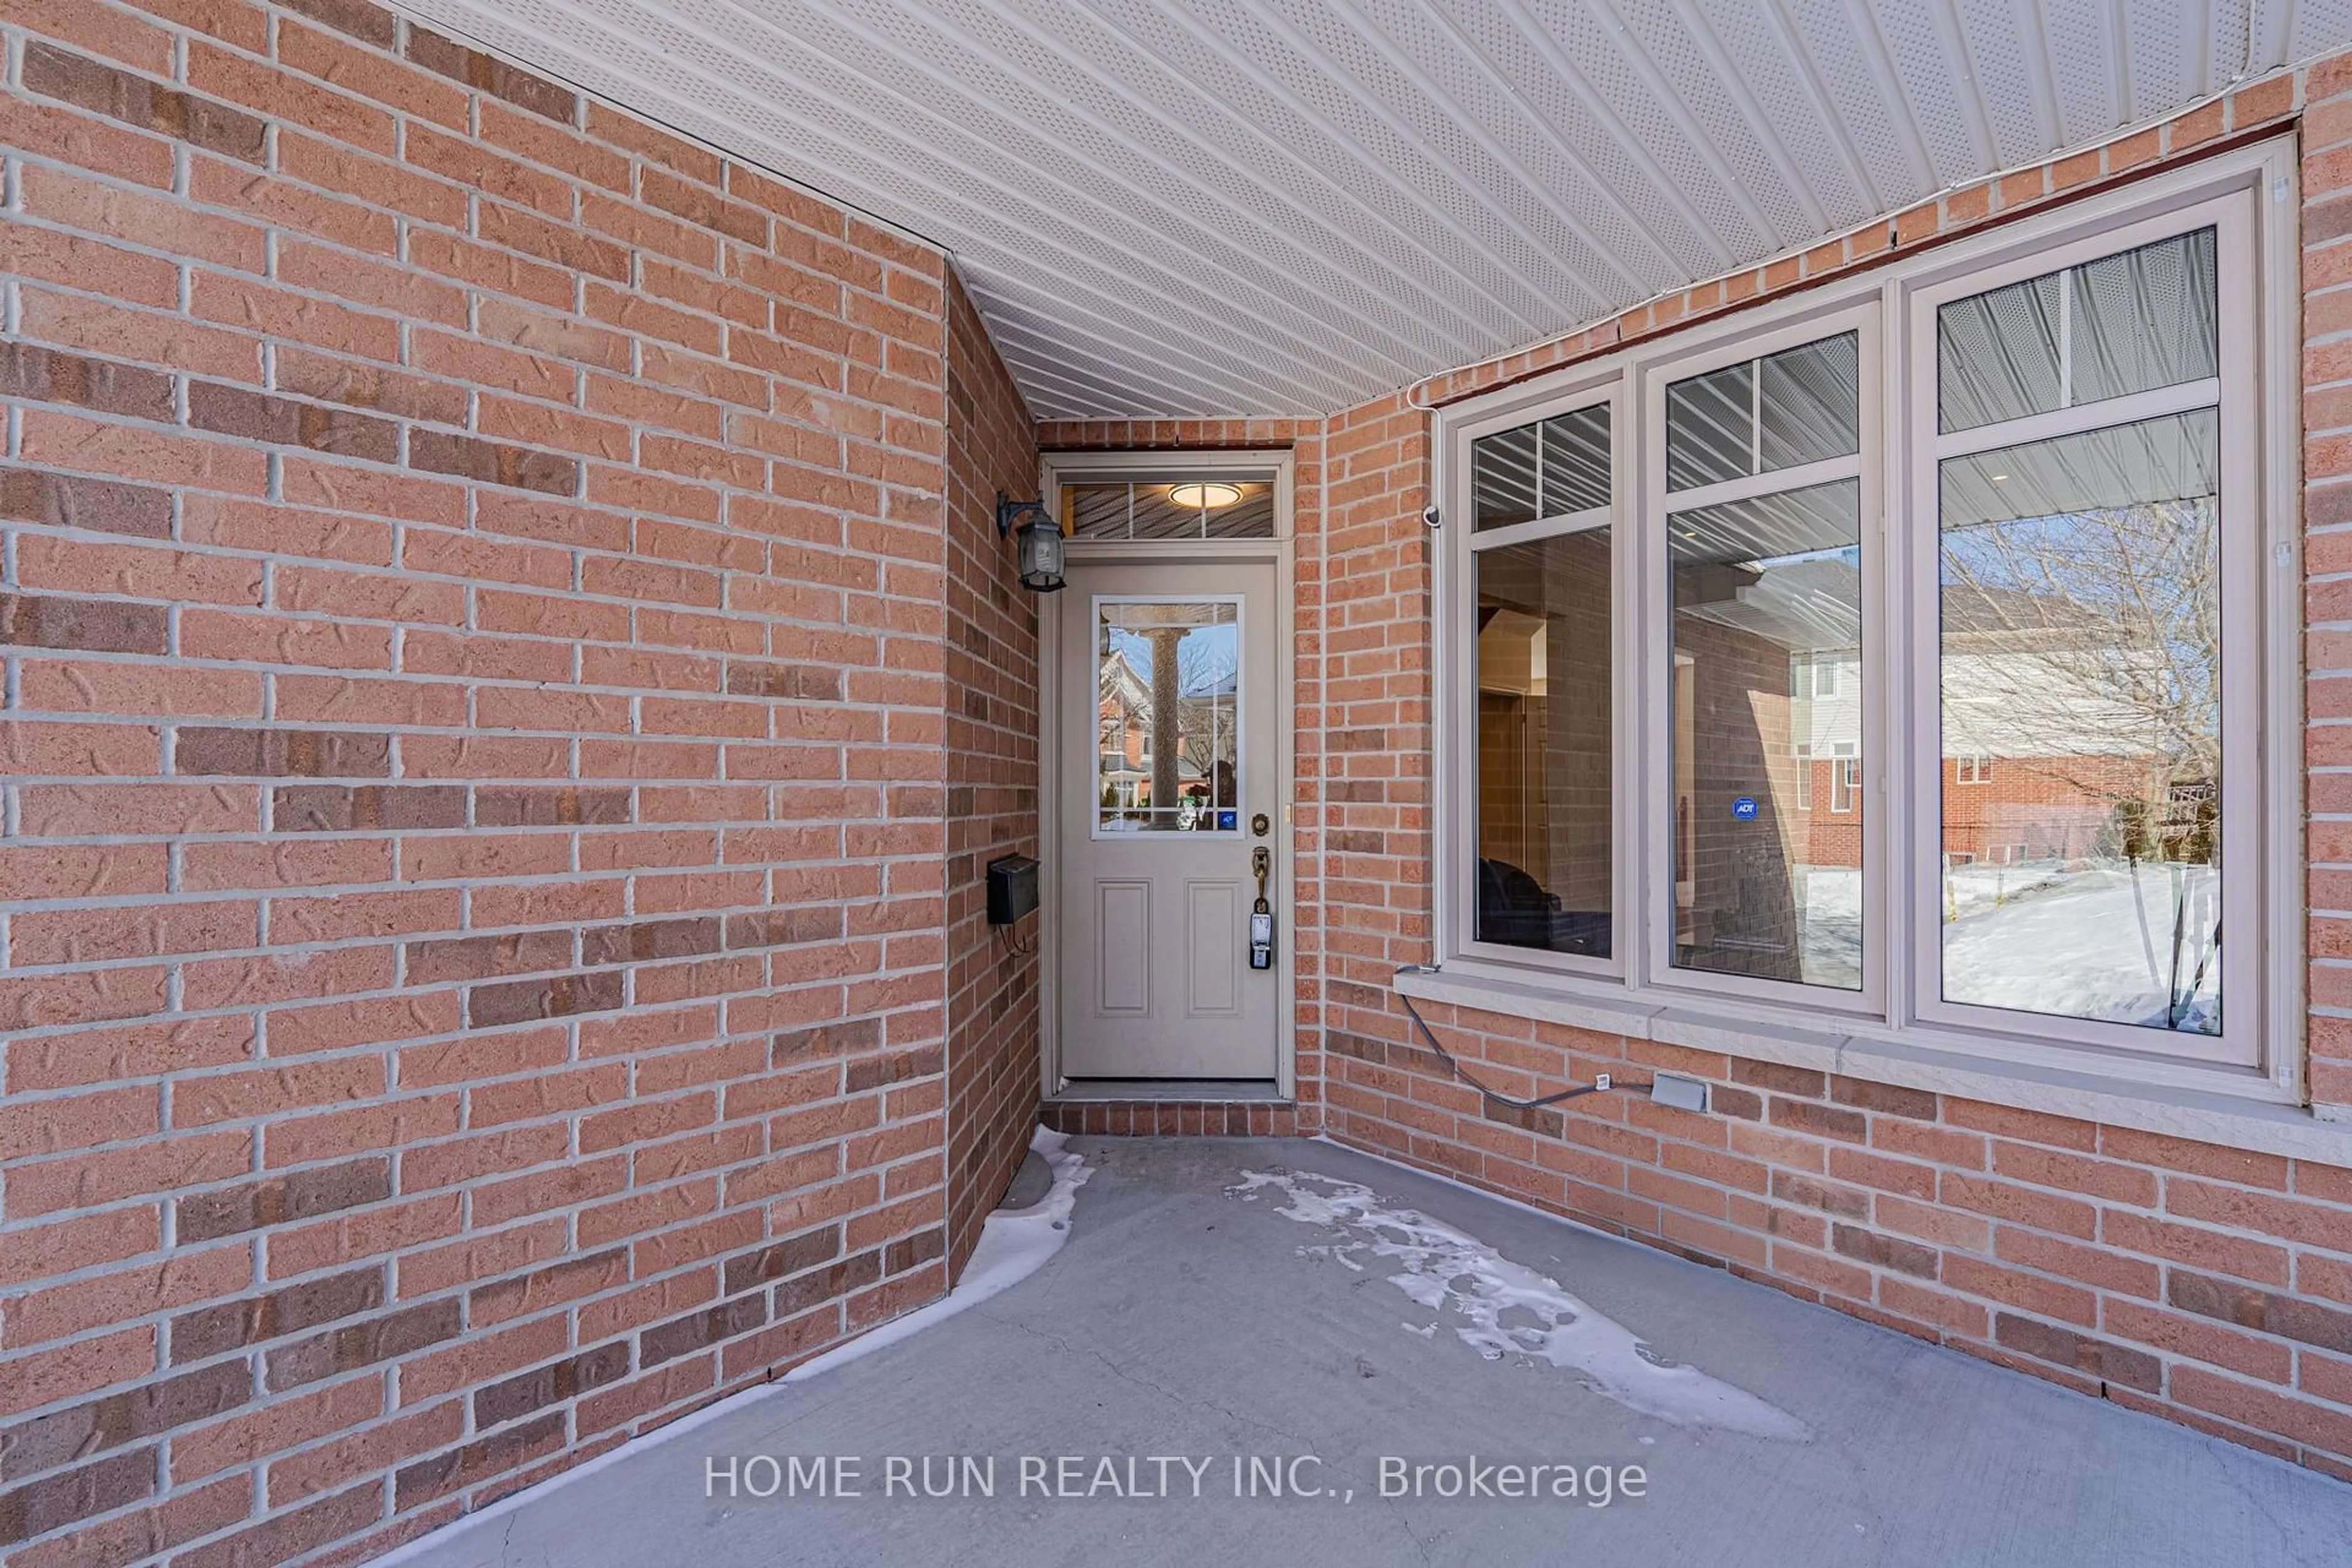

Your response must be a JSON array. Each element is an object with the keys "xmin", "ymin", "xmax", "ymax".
[{"xmin": 1395, "ymin": 963, "xmax": 2352, "ymax": 1166}]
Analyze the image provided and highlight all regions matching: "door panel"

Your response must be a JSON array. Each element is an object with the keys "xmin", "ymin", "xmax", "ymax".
[
  {"xmin": 1095, "ymin": 881, "xmax": 1150, "ymax": 1015},
  {"xmin": 1185, "ymin": 880, "xmax": 1242, "ymax": 1016},
  {"xmin": 1059, "ymin": 559, "xmax": 1280, "ymax": 1079}
]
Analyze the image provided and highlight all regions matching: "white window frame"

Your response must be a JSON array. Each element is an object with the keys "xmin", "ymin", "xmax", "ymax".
[
  {"xmin": 1902, "ymin": 188, "xmax": 2262, "ymax": 1069},
  {"xmin": 1642, "ymin": 300, "xmax": 1886, "ymax": 1015},
  {"xmin": 1831, "ymin": 756, "xmax": 1859, "ymax": 815},
  {"xmin": 1448, "ymin": 382, "xmax": 1632, "ymax": 979},
  {"xmin": 1433, "ymin": 134, "xmax": 2304, "ymax": 1106}
]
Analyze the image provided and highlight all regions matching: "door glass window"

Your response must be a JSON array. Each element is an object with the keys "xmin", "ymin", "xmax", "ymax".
[{"xmin": 1096, "ymin": 600, "xmax": 1242, "ymax": 833}]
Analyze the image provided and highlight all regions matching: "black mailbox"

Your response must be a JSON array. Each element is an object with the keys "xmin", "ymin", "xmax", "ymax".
[{"xmin": 985, "ymin": 854, "xmax": 1039, "ymax": 926}]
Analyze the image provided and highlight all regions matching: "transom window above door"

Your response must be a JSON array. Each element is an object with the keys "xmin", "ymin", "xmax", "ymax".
[
  {"xmin": 1065, "ymin": 480, "xmax": 1276, "ymax": 540},
  {"xmin": 1439, "ymin": 138, "xmax": 2297, "ymax": 1101}
]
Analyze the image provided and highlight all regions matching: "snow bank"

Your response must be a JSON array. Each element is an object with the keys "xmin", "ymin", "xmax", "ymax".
[
  {"xmin": 785, "ymin": 1127, "xmax": 1091, "ymax": 1383},
  {"xmin": 1232, "ymin": 1169, "xmax": 1812, "ymax": 1442}
]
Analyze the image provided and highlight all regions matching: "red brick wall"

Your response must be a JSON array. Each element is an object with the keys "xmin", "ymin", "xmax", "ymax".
[
  {"xmin": 0, "ymin": 2, "xmax": 1031, "ymax": 1562},
  {"xmin": 1312, "ymin": 392, "xmax": 1434, "ymax": 1108},
  {"xmin": 1302, "ymin": 67, "xmax": 2352, "ymax": 1481},
  {"xmin": 943, "ymin": 273, "xmax": 1041, "ymax": 1273}
]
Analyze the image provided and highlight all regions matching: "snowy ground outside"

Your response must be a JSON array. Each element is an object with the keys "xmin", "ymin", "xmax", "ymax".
[
  {"xmin": 1793, "ymin": 863, "xmax": 2220, "ymax": 1031},
  {"xmin": 1940, "ymin": 862, "xmax": 2219, "ymax": 1031}
]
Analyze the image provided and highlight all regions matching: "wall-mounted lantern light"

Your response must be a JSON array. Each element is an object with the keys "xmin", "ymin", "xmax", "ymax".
[{"xmin": 996, "ymin": 492, "xmax": 1066, "ymax": 593}]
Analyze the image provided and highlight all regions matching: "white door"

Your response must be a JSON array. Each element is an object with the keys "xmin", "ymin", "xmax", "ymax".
[{"xmin": 1057, "ymin": 558, "xmax": 1281, "ymax": 1079}]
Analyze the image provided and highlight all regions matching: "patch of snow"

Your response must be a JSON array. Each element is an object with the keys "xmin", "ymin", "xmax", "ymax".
[
  {"xmin": 1787, "ymin": 862, "xmax": 2221, "ymax": 1030},
  {"xmin": 1940, "ymin": 863, "xmax": 2219, "ymax": 1031},
  {"xmin": 785, "ymin": 1126, "xmax": 1091, "ymax": 1384},
  {"xmin": 1232, "ymin": 1169, "xmax": 1811, "ymax": 1442}
]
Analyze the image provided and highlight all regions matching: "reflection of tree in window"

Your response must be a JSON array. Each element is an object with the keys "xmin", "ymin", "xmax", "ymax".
[
  {"xmin": 1175, "ymin": 631, "xmax": 1238, "ymax": 812},
  {"xmin": 1934, "ymin": 229, "xmax": 2223, "ymax": 1035}
]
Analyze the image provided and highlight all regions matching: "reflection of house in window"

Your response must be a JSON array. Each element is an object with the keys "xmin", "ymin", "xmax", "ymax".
[
  {"xmin": 1937, "ymin": 579, "xmax": 2192, "ymax": 869},
  {"xmin": 1831, "ymin": 749, "xmax": 1858, "ymax": 813},
  {"xmin": 1097, "ymin": 646, "xmax": 1150, "ymax": 810},
  {"xmin": 1095, "ymin": 605, "xmax": 1241, "ymax": 829}
]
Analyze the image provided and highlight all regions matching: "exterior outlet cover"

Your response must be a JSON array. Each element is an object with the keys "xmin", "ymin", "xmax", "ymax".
[{"xmin": 1651, "ymin": 1072, "xmax": 1709, "ymax": 1115}]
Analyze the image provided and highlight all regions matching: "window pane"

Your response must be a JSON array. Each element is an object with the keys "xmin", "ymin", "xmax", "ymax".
[
  {"xmin": 1758, "ymin": 332, "xmax": 1860, "ymax": 472},
  {"xmin": 1540, "ymin": 405, "xmax": 1611, "ymax": 514},
  {"xmin": 1097, "ymin": 601, "xmax": 1240, "ymax": 833},
  {"xmin": 1062, "ymin": 481, "xmax": 1276, "ymax": 541},
  {"xmin": 1938, "ymin": 228, "xmax": 2218, "ymax": 432},
  {"xmin": 1668, "ymin": 478, "xmax": 1862, "ymax": 988},
  {"xmin": 2069, "ymin": 229, "xmax": 2218, "ymax": 406},
  {"xmin": 1937, "ymin": 410, "xmax": 2220, "ymax": 1032},
  {"xmin": 1205, "ymin": 484, "xmax": 1276, "ymax": 538},
  {"xmin": 1472, "ymin": 423, "xmax": 1540, "ymax": 530},
  {"xmin": 1938, "ymin": 273, "xmax": 2063, "ymax": 431},
  {"xmin": 1131, "ymin": 488, "xmax": 1204, "ymax": 539},
  {"xmin": 1474, "ymin": 528, "xmax": 1611, "ymax": 957},
  {"xmin": 1666, "ymin": 361, "xmax": 1753, "ymax": 490},
  {"xmin": 1068, "ymin": 484, "xmax": 1132, "ymax": 539}
]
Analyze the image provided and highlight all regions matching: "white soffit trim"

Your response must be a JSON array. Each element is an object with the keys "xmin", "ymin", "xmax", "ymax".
[{"xmin": 398, "ymin": 0, "xmax": 2352, "ymax": 420}]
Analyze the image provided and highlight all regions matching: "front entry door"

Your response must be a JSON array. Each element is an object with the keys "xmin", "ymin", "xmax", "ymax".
[{"xmin": 1057, "ymin": 558, "xmax": 1281, "ymax": 1079}]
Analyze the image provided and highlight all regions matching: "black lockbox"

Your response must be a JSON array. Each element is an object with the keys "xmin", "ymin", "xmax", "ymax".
[{"xmin": 985, "ymin": 855, "xmax": 1039, "ymax": 926}]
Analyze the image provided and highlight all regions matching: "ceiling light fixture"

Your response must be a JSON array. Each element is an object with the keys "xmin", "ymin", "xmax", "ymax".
[{"xmin": 1168, "ymin": 481, "xmax": 1243, "ymax": 509}]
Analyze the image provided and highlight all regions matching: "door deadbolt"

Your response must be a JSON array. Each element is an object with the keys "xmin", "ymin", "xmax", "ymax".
[{"xmin": 1250, "ymin": 812, "xmax": 1270, "ymax": 837}]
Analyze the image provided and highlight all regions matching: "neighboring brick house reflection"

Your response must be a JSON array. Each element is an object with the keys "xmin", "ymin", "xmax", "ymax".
[
  {"xmin": 1098, "ymin": 647, "xmax": 1153, "ymax": 810},
  {"xmin": 1095, "ymin": 644, "xmax": 1237, "ymax": 821}
]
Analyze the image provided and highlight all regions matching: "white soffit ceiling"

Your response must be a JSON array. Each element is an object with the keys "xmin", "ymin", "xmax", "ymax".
[{"xmin": 401, "ymin": 1, "xmax": 2352, "ymax": 419}]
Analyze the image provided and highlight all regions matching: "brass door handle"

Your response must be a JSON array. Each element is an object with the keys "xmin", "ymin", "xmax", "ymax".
[{"xmin": 1251, "ymin": 846, "xmax": 1270, "ymax": 907}]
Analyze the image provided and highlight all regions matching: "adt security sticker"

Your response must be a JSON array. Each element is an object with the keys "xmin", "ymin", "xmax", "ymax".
[{"xmin": 1731, "ymin": 796, "xmax": 1760, "ymax": 821}]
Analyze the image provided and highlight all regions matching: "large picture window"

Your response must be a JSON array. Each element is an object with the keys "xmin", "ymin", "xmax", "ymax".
[{"xmin": 1443, "ymin": 143, "xmax": 2291, "ymax": 1091}]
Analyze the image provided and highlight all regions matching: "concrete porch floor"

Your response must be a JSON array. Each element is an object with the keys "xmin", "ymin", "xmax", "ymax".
[{"xmin": 391, "ymin": 1138, "xmax": 2352, "ymax": 1568}]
